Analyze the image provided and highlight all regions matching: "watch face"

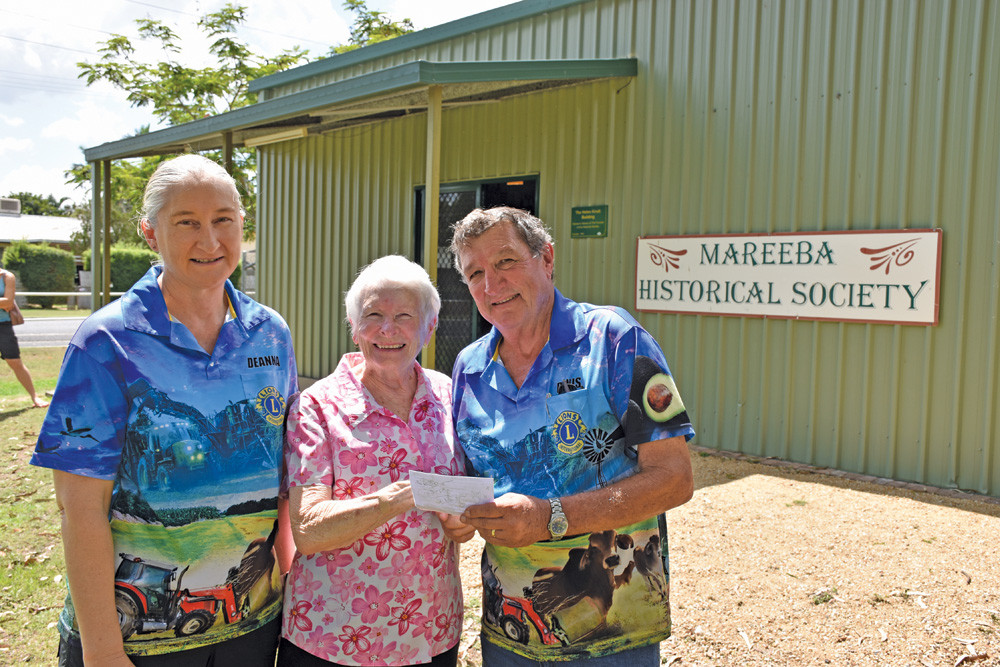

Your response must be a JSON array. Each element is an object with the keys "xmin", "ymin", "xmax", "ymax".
[
  {"xmin": 549, "ymin": 515, "xmax": 569, "ymax": 537},
  {"xmin": 548, "ymin": 498, "xmax": 568, "ymax": 538}
]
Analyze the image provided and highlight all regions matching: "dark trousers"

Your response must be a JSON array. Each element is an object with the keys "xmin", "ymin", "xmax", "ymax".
[
  {"xmin": 276, "ymin": 637, "xmax": 459, "ymax": 667},
  {"xmin": 57, "ymin": 615, "xmax": 281, "ymax": 667}
]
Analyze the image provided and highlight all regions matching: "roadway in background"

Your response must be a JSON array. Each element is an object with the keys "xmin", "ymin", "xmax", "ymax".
[{"xmin": 15, "ymin": 317, "xmax": 83, "ymax": 348}]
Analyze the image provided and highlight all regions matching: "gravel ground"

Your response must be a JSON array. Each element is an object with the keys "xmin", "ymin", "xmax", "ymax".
[{"xmin": 457, "ymin": 449, "xmax": 1000, "ymax": 666}]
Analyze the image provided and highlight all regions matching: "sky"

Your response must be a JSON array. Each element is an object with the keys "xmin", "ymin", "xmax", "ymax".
[{"xmin": 0, "ymin": 0, "xmax": 515, "ymax": 207}]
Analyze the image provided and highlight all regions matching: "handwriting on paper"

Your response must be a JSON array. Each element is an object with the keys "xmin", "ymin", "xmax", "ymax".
[{"xmin": 409, "ymin": 471, "xmax": 495, "ymax": 515}]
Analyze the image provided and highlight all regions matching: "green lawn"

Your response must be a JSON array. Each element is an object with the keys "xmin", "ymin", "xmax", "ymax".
[
  {"xmin": 0, "ymin": 347, "xmax": 62, "ymax": 399},
  {"xmin": 0, "ymin": 347, "xmax": 66, "ymax": 663},
  {"xmin": 19, "ymin": 304, "xmax": 92, "ymax": 319}
]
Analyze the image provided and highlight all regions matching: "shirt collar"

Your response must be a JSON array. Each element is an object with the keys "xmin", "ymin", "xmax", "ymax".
[
  {"xmin": 121, "ymin": 265, "xmax": 271, "ymax": 337},
  {"xmin": 457, "ymin": 287, "xmax": 586, "ymax": 375},
  {"xmin": 335, "ymin": 352, "xmax": 443, "ymax": 428},
  {"xmin": 548, "ymin": 287, "xmax": 588, "ymax": 350}
]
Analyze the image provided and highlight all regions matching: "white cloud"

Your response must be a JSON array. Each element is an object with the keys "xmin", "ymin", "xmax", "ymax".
[
  {"xmin": 0, "ymin": 138, "xmax": 33, "ymax": 156},
  {"xmin": 42, "ymin": 100, "xmax": 151, "ymax": 145},
  {"xmin": 22, "ymin": 47, "xmax": 44, "ymax": 70},
  {"xmin": 246, "ymin": 1, "xmax": 349, "ymax": 56},
  {"xmin": 0, "ymin": 115, "xmax": 25, "ymax": 127},
  {"xmin": 0, "ymin": 164, "xmax": 82, "ymax": 203},
  {"xmin": 391, "ymin": 0, "xmax": 516, "ymax": 31}
]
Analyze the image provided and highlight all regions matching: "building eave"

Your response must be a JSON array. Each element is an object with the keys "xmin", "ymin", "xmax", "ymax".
[{"xmin": 83, "ymin": 58, "xmax": 637, "ymax": 162}]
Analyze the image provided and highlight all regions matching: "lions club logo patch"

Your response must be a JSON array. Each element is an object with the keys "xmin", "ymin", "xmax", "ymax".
[
  {"xmin": 256, "ymin": 386, "xmax": 286, "ymax": 426},
  {"xmin": 553, "ymin": 410, "xmax": 586, "ymax": 454}
]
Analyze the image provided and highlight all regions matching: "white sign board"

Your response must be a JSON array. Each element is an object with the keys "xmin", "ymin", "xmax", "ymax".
[{"xmin": 635, "ymin": 230, "xmax": 941, "ymax": 325}]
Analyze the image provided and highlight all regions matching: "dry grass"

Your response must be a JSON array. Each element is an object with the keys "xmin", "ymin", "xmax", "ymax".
[
  {"xmin": 0, "ymin": 358, "xmax": 66, "ymax": 664},
  {"xmin": 457, "ymin": 450, "xmax": 1000, "ymax": 666},
  {"xmin": 5, "ymin": 376, "xmax": 999, "ymax": 667}
]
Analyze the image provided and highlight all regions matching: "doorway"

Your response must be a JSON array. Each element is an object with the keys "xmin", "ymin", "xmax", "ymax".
[{"xmin": 415, "ymin": 176, "xmax": 538, "ymax": 374}]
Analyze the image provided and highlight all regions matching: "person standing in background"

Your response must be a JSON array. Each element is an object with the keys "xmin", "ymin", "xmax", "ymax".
[{"xmin": 0, "ymin": 264, "xmax": 49, "ymax": 408}]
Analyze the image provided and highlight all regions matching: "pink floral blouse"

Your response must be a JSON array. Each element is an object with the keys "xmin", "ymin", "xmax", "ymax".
[{"xmin": 282, "ymin": 352, "xmax": 464, "ymax": 665}]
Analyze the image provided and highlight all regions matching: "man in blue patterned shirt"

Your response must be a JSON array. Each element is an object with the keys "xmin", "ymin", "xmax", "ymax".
[{"xmin": 448, "ymin": 207, "xmax": 694, "ymax": 666}]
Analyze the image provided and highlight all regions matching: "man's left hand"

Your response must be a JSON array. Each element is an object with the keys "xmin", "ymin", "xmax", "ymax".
[{"xmin": 461, "ymin": 493, "xmax": 549, "ymax": 547}]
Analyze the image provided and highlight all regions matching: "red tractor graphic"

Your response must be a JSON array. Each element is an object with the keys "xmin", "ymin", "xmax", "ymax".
[
  {"xmin": 114, "ymin": 553, "xmax": 247, "ymax": 639},
  {"xmin": 482, "ymin": 566, "xmax": 568, "ymax": 647},
  {"xmin": 483, "ymin": 558, "xmax": 569, "ymax": 647},
  {"xmin": 497, "ymin": 593, "xmax": 569, "ymax": 647}
]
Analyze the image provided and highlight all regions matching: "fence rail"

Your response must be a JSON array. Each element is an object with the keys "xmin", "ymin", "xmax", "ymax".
[{"xmin": 18, "ymin": 291, "xmax": 125, "ymax": 297}]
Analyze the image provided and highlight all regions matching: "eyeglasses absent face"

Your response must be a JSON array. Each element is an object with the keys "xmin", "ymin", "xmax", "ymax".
[{"xmin": 457, "ymin": 221, "xmax": 554, "ymax": 333}]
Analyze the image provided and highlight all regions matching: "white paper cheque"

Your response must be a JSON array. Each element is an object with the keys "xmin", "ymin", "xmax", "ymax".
[{"xmin": 409, "ymin": 471, "xmax": 495, "ymax": 515}]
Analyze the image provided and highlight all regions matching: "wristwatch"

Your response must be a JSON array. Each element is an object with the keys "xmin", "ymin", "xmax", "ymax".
[{"xmin": 547, "ymin": 497, "xmax": 568, "ymax": 540}]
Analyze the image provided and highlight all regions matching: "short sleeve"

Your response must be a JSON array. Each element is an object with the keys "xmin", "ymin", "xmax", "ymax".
[
  {"xmin": 283, "ymin": 390, "xmax": 340, "ymax": 490},
  {"xmin": 31, "ymin": 344, "xmax": 130, "ymax": 479},
  {"xmin": 608, "ymin": 325, "xmax": 695, "ymax": 448}
]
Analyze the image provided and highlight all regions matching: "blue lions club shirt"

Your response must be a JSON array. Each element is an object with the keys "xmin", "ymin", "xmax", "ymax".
[
  {"xmin": 32, "ymin": 266, "xmax": 297, "ymax": 656},
  {"xmin": 452, "ymin": 288, "xmax": 694, "ymax": 660}
]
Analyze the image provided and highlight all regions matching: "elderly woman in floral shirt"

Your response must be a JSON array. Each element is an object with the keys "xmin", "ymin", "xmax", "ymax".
[{"xmin": 280, "ymin": 256, "xmax": 475, "ymax": 667}]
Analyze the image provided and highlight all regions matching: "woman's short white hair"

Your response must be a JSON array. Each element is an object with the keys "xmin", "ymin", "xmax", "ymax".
[
  {"xmin": 345, "ymin": 255, "xmax": 441, "ymax": 335},
  {"xmin": 140, "ymin": 154, "xmax": 242, "ymax": 229}
]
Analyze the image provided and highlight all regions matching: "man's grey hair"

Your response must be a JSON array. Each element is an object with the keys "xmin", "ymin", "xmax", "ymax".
[
  {"xmin": 449, "ymin": 206, "xmax": 552, "ymax": 277},
  {"xmin": 344, "ymin": 255, "xmax": 441, "ymax": 336}
]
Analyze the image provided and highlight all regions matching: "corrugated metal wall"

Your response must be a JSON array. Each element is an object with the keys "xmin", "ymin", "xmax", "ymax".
[
  {"xmin": 258, "ymin": 116, "xmax": 427, "ymax": 379},
  {"xmin": 258, "ymin": 0, "xmax": 1000, "ymax": 495}
]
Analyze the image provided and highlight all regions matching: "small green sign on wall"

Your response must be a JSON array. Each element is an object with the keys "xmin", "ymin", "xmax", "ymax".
[{"xmin": 571, "ymin": 205, "xmax": 608, "ymax": 238}]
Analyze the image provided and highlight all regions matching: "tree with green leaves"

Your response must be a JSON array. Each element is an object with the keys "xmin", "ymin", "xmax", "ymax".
[
  {"xmin": 78, "ymin": 4, "xmax": 308, "ymax": 126},
  {"xmin": 69, "ymin": 1, "xmax": 413, "ymax": 244},
  {"xmin": 333, "ymin": 0, "xmax": 414, "ymax": 54},
  {"xmin": 4, "ymin": 192, "xmax": 73, "ymax": 217},
  {"xmin": 2, "ymin": 241, "xmax": 76, "ymax": 307},
  {"xmin": 69, "ymin": 3, "xmax": 309, "ymax": 241}
]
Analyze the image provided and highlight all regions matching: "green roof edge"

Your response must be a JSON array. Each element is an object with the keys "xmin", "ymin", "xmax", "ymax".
[{"xmin": 84, "ymin": 58, "xmax": 636, "ymax": 161}]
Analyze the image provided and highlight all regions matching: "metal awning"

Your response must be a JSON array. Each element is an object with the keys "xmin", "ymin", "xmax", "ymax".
[
  {"xmin": 84, "ymin": 58, "xmax": 638, "ymax": 161},
  {"xmin": 84, "ymin": 56, "xmax": 638, "ymax": 367}
]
